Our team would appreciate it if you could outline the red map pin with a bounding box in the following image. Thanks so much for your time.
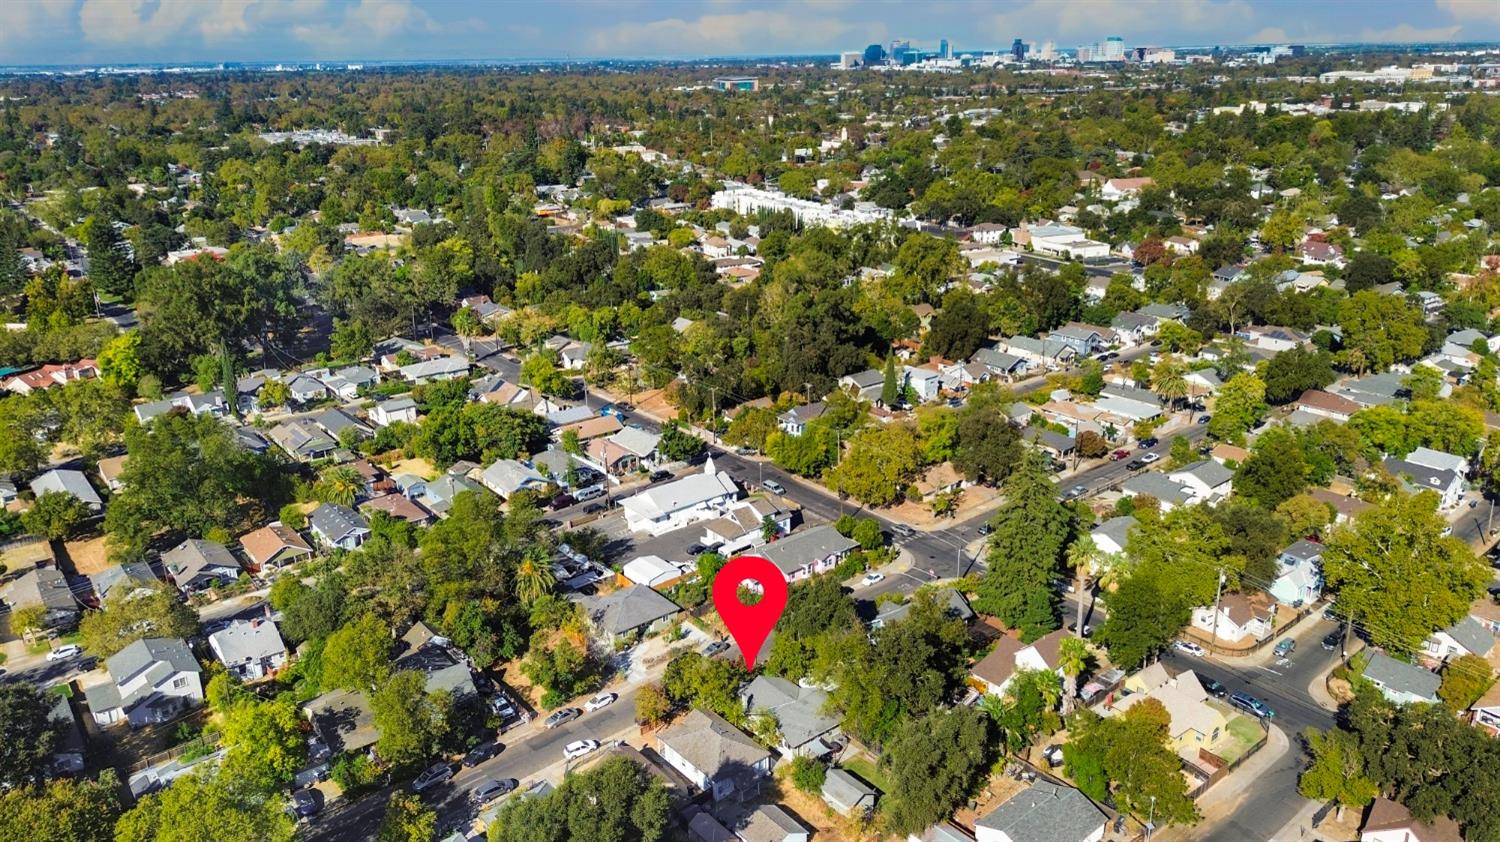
[711,554,788,669]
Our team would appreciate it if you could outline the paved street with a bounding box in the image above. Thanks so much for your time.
[1159,615,1342,842]
[301,688,641,842]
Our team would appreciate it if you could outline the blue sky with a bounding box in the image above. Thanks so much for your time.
[3,0,1499,65]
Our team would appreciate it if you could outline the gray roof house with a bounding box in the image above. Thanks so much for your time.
[1090,515,1136,556]
[579,585,681,643]
[30,468,103,510]
[83,637,204,728]
[822,767,879,817]
[1170,459,1234,502]
[286,374,327,404]
[975,780,1106,842]
[758,524,858,583]
[304,688,378,755]
[161,539,241,594]
[90,561,158,603]
[313,408,372,441]
[395,625,477,699]
[1,566,79,629]
[778,402,826,435]
[737,803,810,842]
[1425,616,1497,661]
[739,675,840,756]
[1363,652,1440,705]
[656,708,773,803]
[908,821,975,842]
[308,503,370,551]
[268,419,337,462]
[1121,471,1194,510]
[419,474,487,516]
[479,458,550,500]
[208,619,288,681]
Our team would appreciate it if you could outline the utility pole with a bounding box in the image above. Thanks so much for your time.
[1208,568,1226,652]
[1145,795,1157,842]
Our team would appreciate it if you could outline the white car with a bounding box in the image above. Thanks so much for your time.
[1173,640,1206,657]
[45,644,82,662]
[411,762,454,793]
[584,692,617,712]
[563,739,600,760]
[1139,452,1161,465]
[860,572,885,587]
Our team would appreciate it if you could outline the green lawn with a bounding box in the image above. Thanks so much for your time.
[1215,715,1266,764]
[840,756,891,794]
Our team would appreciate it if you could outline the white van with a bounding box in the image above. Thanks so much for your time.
[574,484,606,502]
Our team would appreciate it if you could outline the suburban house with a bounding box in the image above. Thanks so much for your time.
[872,589,975,630]
[286,374,328,404]
[1294,389,1361,423]
[778,402,827,436]
[974,780,1107,842]
[161,539,242,594]
[361,493,434,526]
[822,767,879,818]
[1101,176,1153,200]
[308,503,371,550]
[999,335,1076,369]
[656,708,773,802]
[1382,456,1463,510]
[839,370,886,403]
[903,365,942,403]
[418,474,487,517]
[739,675,841,757]
[133,389,227,423]
[1362,652,1440,705]
[621,460,739,536]
[1,566,80,630]
[1090,515,1135,556]
[1469,682,1500,736]
[620,555,692,589]
[1121,471,1194,511]
[2,359,98,395]
[1170,460,1234,503]
[313,408,371,442]
[908,821,979,842]
[557,414,623,443]
[1359,798,1464,842]
[480,459,550,500]
[97,454,128,491]
[969,629,1068,697]
[1405,446,1470,477]
[83,637,204,728]
[369,396,419,427]
[578,585,682,645]
[394,623,478,700]
[1190,592,1275,645]
[736,804,810,842]
[400,355,470,384]
[758,524,859,583]
[30,469,104,511]
[268,420,337,462]
[304,688,378,756]
[238,524,313,573]
[1423,616,1496,661]
[698,498,794,556]
[1270,539,1324,607]
[1047,324,1107,356]
[89,561,157,603]
[208,618,288,681]
[969,347,1031,381]
[1104,668,1230,757]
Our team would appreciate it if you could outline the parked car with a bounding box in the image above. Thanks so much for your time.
[1198,414,1212,424]
[290,789,324,819]
[1173,640,1207,657]
[649,469,672,483]
[549,493,576,510]
[703,640,731,657]
[891,524,916,538]
[582,504,605,515]
[1066,621,1093,637]
[584,692,617,712]
[1138,437,1159,449]
[761,479,787,495]
[1125,459,1146,470]
[977,523,994,536]
[470,778,517,805]
[1273,638,1296,657]
[1061,484,1088,500]
[46,644,81,662]
[463,740,504,767]
[1230,692,1275,719]
[1041,745,1066,767]
[1109,449,1131,461]
[861,572,886,586]
[412,762,454,793]
[1322,629,1343,651]
[1200,677,1228,698]
[685,543,710,556]
[563,739,600,760]
[544,708,581,729]
[1139,452,1161,465]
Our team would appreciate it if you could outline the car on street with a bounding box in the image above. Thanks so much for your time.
[582,504,605,515]
[649,469,672,483]
[412,762,455,793]
[1322,629,1343,650]
[46,644,82,662]
[1061,484,1088,500]
[1200,677,1228,698]
[1138,437,1159,449]
[544,708,581,729]
[861,572,885,586]
[891,524,916,538]
[761,479,787,495]
[563,739,600,760]
[977,523,993,536]
[584,692,617,712]
[470,778,517,805]
[1273,638,1296,657]
[1109,449,1131,461]
[1125,459,1146,470]
[290,789,324,819]
[1067,621,1093,637]
[1229,692,1275,719]
[463,740,504,767]
[549,493,575,510]
[1173,640,1206,657]
[1139,452,1161,465]
[703,640,731,657]
[1198,414,1212,424]
[686,543,710,556]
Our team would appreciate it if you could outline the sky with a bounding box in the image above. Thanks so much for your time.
[3,0,1500,66]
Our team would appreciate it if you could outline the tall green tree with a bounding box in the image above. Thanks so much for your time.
[322,613,394,692]
[80,582,199,658]
[0,684,61,789]
[0,771,123,842]
[1298,728,1379,820]
[975,452,1070,639]
[371,670,451,769]
[114,768,294,842]
[881,706,994,837]
[85,216,139,299]
[487,756,669,842]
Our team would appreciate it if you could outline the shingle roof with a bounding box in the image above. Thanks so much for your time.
[161,539,239,588]
[975,780,1105,842]
[106,637,200,687]
[822,767,878,811]
[657,708,770,781]
[757,524,858,576]
[209,619,286,666]
[1363,652,1440,701]
[740,675,839,749]
[309,503,369,542]
[1440,616,1496,658]
[239,525,313,567]
[30,469,103,508]
[582,585,681,634]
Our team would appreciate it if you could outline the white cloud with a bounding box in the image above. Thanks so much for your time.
[1244,27,1289,43]
[586,9,854,56]
[291,0,444,49]
[0,0,73,54]
[1358,22,1463,42]
[1437,0,1500,25]
[991,0,1252,42]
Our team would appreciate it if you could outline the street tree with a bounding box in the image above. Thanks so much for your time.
[975,452,1070,640]
[1298,728,1379,820]
[114,767,294,842]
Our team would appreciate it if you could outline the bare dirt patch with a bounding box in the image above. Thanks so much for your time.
[61,535,111,576]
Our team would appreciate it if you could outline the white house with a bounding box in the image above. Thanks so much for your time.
[1090,515,1135,557]
[1360,798,1465,842]
[1362,652,1440,706]
[208,619,288,681]
[480,459,550,500]
[1169,460,1233,504]
[698,498,794,556]
[30,469,104,511]
[161,539,242,594]
[758,524,859,583]
[969,629,1068,697]
[1383,456,1464,510]
[1422,617,1496,662]
[308,503,370,550]
[975,780,1106,842]
[1270,540,1324,607]
[621,458,739,536]
[83,638,203,728]
[656,708,773,802]
[903,366,943,403]
[370,397,419,427]
[1190,592,1274,645]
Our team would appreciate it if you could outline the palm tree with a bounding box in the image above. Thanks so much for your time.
[315,466,363,506]
[1057,637,1091,716]
[451,307,483,352]
[514,552,556,606]
[1065,534,1097,641]
[1151,354,1189,417]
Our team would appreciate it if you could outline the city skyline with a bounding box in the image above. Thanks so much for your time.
[4,0,1500,66]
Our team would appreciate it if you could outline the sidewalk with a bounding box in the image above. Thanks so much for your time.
[1156,723,1291,842]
